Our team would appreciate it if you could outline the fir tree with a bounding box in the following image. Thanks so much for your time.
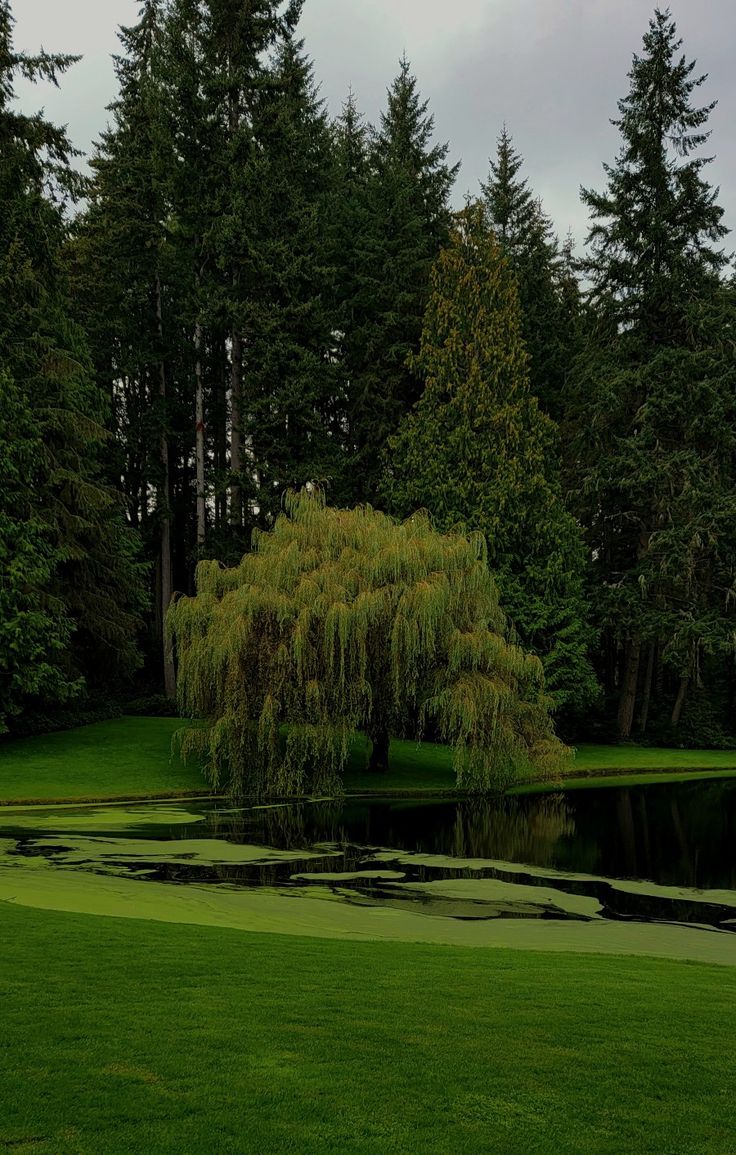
[482,128,578,420]
[383,206,597,711]
[233,36,342,526]
[0,371,79,730]
[0,1,146,712]
[327,90,378,504]
[336,59,457,504]
[201,0,302,534]
[70,0,179,693]
[570,8,733,737]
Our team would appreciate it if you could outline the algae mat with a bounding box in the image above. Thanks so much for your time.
[1,854,736,965]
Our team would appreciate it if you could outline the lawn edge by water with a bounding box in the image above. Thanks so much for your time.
[2,715,736,806]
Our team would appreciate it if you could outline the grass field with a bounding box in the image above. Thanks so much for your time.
[2,716,736,804]
[3,721,736,1152]
[1,902,735,1155]
[0,718,206,804]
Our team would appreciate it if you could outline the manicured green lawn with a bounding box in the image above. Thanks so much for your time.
[0,902,733,1154]
[3,717,736,804]
[0,717,206,804]
[344,736,736,793]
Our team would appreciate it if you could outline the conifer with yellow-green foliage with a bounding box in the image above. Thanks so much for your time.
[168,488,567,797]
[383,206,597,712]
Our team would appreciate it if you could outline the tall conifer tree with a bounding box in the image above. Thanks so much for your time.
[334,60,457,504]
[71,0,179,693]
[0,1,146,717]
[569,8,733,737]
[383,207,596,711]
[482,128,578,421]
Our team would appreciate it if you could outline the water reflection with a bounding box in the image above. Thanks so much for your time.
[186,778,736,892]
[3,777,736,936]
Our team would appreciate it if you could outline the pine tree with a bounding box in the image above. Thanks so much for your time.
[327,90,379,505]
[382,206,597,711]
[335,59,457,504]
[0,371,79,731]
[570,8,733,738]
[200,0,302,535]
[232,35,342,526]
[0,1,146,714]
[70,0,179,694]
[482,128,578,421]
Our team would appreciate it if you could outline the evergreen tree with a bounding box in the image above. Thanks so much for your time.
[200,0,302,536]
[0,371,79,731]
[0,1,146,715]
[327,90,378,504]
[482,128,578,420]
[569,8,733,738]
[233,35,342,526]
[335,59,457,504]
[70,0,180,693]
[382,207,597,711]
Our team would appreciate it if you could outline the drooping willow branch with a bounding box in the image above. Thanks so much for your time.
[168,488,568,796]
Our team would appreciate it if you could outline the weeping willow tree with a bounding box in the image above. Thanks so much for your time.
[168,488,568,796]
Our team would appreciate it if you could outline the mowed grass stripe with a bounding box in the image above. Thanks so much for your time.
[1,902,735,1154]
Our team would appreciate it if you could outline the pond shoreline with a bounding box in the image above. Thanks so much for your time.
[4,763,736,809]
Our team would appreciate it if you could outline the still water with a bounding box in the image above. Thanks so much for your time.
[2,777,736,938]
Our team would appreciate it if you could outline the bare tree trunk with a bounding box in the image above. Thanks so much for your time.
[637,642,656,735]
[617,636,641,740]
[214,336,227,532]
[155,273,176,699]
[229,328,243,528]
[671,675,690,727]
[194,318,206,547]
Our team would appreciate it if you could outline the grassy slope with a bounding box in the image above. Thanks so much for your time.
[2,717,736,804]
[0,903,733,1155]
[345,736,736,794]
[0,717,206,804]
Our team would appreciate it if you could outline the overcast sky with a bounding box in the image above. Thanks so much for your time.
[12,0,736,247]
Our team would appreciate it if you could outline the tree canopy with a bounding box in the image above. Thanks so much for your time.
[383,206,597,712]
[567,7,735,738]
[0,1,147,729]
[168,488,567,796]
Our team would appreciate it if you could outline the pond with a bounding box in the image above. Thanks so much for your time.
[2,776,736,963]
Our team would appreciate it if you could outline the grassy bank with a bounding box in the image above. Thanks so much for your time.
[0,717,206,804]
[1,902,734,1154]
[3,716,736,805]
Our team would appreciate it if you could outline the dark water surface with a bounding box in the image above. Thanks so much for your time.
[3,777,736,934]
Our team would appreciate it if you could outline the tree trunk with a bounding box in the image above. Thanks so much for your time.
[194,318,206,547]
[229,328,243,528]
[637,642,656,735]
[368,730,390,773]
[671,675,690,727]
[214,335,227,532]
[156,273,176,699]
[617,636,641,740]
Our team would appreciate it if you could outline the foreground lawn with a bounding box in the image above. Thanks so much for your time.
[3,717,736,804]
[1,903,734,1154]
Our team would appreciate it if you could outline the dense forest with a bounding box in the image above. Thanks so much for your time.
[3,0,736,748]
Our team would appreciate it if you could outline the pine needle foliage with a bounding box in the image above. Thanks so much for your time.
[168,488,567,797]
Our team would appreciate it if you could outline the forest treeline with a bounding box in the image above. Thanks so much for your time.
[3,1,736,747]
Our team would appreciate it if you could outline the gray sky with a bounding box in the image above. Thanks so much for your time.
[12,0,736,247]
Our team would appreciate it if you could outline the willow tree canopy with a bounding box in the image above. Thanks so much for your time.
[168,489,568,796]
